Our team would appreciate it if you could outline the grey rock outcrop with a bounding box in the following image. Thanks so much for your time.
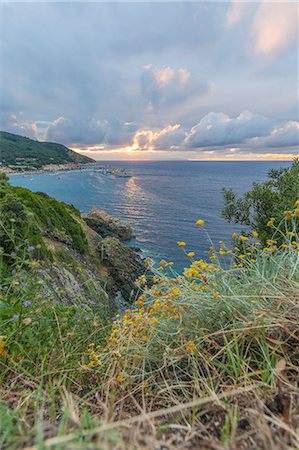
[100,237,150,303]
[83,208,133,241]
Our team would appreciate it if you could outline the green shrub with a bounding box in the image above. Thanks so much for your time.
[222,159,299,244]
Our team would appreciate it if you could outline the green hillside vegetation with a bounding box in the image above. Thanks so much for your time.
[0,131,95,169]
[0,174,87,277]
[0,170,298,449]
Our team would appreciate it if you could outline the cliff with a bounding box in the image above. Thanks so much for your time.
[0,173,150,312]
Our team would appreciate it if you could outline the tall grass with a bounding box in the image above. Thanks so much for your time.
[0,203,298,449]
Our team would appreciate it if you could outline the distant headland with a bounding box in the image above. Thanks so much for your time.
[0,131,94,172]
[0,131,130,177]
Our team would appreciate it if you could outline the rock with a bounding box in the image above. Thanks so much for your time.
[83,208,133,241]
[111,291,131,313]
[38,264,109,307]
[44,229,73,245]
[100,236,151,303]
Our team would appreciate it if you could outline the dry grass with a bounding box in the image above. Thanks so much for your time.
[1,214,299,449]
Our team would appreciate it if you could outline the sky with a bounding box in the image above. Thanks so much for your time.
[0,1,298,161]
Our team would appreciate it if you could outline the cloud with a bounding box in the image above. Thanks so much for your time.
[140,64,211,109]
[131,124,181,150]
[45,117,135,147]
[226,0,250,27]
[0,2,297,160]
[253,1,298,55]
[249,121,299,148]
[184,111,272,148]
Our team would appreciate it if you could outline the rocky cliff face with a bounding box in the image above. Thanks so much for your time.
[82,208,150,305]
[83,208,133,241]
[101,237,150,303]
[0,178,151,313]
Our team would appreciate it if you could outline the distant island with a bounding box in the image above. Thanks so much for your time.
[0,131,95,172]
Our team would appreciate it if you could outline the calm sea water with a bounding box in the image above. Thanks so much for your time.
[9,161,290,271]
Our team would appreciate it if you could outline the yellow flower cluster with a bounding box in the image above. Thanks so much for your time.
[85,203,298,374]
[267,217,276,227]
[0,336,7,356]
[186,341,196,354]
[134,274,147,287]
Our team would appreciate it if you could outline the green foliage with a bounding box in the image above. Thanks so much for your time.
[12,186,87,253]
[0,130,94,169]
[0,272,110,373]
[0,181,87,271]
[0,191,45,275]
[222,159,299,243]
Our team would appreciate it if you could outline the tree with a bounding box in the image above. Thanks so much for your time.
[222,159,299,244]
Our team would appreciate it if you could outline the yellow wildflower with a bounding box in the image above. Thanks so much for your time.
[116,374,125,383]
[196,219,205,227]
[252,231,259,238]
[159,259,168,267]
[87,361,95,369]
[239,235,249,241]
[172,287,181,296]
[187,252,195,257]
[267,218,275,226]
[232,233,238,240]
[287,231,295,237]
[177,241,186,247]
[213,292,220,299]
[0,341,6,356]
[134,274,146,286]
[144,258,153,268]
[186,341,196,354]
[283,210,293,219]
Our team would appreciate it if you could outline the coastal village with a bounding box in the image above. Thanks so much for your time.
[0,160,131,178]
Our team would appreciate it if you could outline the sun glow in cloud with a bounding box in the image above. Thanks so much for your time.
[131,124,181,150]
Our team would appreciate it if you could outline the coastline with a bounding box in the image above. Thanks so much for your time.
[5,162,131,178]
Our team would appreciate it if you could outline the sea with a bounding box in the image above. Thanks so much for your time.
[9,161,291,272]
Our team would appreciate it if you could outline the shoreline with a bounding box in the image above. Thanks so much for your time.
[5,163,131,178]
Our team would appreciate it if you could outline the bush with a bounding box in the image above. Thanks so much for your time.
[222,159,299,244]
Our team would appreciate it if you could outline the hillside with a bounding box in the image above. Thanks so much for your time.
[0,131,95,170]
[0,174,298,449]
